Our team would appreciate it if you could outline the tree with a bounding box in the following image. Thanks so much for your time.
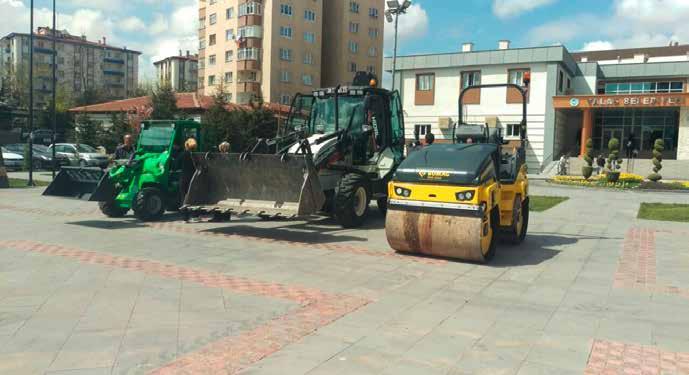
[133,80,155,98]
[582,139,594,179]
[648,139,665,182]
[74,87,107,107]
[150,84,178,120]
[0,148,8,188]
[201,89,233,150]
[73,112,102,147]
[98,112,132,153]
[606,138,622,182]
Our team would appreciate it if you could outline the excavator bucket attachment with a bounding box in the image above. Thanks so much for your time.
[184,153,326,218]
[42,167,105,200]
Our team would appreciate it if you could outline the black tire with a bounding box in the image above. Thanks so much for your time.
[133,187,166,222]
[333,173,370,228]
[483,209,499,262]
[98,201,128,218]
[505,196,529,245]
[377,197,388,215]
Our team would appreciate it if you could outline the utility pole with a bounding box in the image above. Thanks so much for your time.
[51,0,57,179]
[385,1,411,92]
[28,0,35,186]
[392,14,399,91]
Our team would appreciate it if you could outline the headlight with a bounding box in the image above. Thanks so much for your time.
[456,190,475,201]
[394,186,412,198]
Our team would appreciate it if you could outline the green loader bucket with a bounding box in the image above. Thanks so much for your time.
[42,167,105,200]
[184,153,326,218]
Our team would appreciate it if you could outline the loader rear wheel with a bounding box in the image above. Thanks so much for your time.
[334,174,370,228]
[134,187,166,222]
[98,201,128,218]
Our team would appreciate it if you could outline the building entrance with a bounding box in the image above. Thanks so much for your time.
[593,108,679,158]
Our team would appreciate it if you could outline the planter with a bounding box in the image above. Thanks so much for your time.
[582,166,593,180]
[607,172,620,183]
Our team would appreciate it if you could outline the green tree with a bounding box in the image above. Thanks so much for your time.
[133,80,155,98]
[73,112,102,147]
[606,138,622,182]
[98,112,132,153]
[0,149,8,188]
[150,84,178,120]
[648,139,665,182]
[582,138,594,179]
[201,89,232,150]
[74,87,107,107]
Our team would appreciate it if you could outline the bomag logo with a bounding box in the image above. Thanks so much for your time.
[418,170,450,180]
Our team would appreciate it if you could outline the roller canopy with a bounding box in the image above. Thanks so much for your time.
[394,144,498,185]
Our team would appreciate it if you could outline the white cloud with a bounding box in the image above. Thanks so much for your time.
[170,5,198,36]
[149,13,169,35]
[119,16,146,33]
[492,0,556,19]
[383,3,429,54]
[581,40,615,51]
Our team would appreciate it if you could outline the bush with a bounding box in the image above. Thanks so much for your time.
[582,139,594,179]
[648,139,664,182]
[606,138,621,182]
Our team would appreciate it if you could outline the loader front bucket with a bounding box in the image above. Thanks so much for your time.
[184,153,326,218]
[42,167,105,200]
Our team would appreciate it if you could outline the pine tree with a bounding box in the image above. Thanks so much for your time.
[201,89,232,150]
[150,84,178,120]
[73,112,102,147]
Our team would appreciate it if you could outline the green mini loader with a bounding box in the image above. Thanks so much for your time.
[44,120,201,221]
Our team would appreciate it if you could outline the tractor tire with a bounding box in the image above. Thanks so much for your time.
[98,201,128,218]
[133,187,166,222]
[505,196,529,245]
[377,197,388,215]
[333,173,370,228]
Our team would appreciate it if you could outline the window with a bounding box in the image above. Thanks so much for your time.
[280,71,291,82]
[199,38,206,49]
[280,4,293,16]
[239,26,262,38]
[415,124,431,136]
[226,7,234,19]
[208,75,216,86]
[349,62,357,72]
[280,94,291,105]
[302,74,313,86]
[279,48,292,61]
[210,0,216,4]
[303,52,313,65]
[208,54,216,66]
[237,48,260,60]
[368,8,378,18]
[224,72,233,83]
[209,34,216,46]
[368,47,377,57]
[349,41,358,53]
[461,71,480,88]
[509,69,530,86]
[225,50,234,62]
[226,29,235,41]
[505,124,520,139]
[567,78,572,91]
[350,2,359,13]
[304,32,315,44]
[603,81,684,94]
[367,65,375,74]
[209,13,217,25]
[349,22,359,33]
[280,26,293,39]
[239,2,262,16]
[417,74,434,91]
[558,71,564,93]
[368,28,379,39]
[304,10,316,21]
[199,16,205,28]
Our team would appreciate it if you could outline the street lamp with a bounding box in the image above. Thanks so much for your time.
[385,0,412,91]
[28,0,34,186]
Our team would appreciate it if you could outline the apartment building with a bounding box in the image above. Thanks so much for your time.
[385,41,689,171]
[198,0,384,105]
[322,0,384,87]
[154,52,199,92]
[0,28,140,106]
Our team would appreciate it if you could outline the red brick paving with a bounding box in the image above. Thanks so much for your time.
[585,339,689,375]
[615,228,689,298]
[0,240,370,374]
[0,203,99,217]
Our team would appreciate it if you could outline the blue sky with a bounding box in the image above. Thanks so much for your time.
[2,0,687,80]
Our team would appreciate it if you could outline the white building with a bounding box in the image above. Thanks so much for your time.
[154,52,199,92]
[386,41,689,171]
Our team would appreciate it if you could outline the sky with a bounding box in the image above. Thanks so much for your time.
[2,0,688,82]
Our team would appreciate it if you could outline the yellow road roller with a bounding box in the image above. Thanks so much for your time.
[385,82,530,262]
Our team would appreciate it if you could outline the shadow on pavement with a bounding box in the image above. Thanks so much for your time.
[491,233,581,267]
[66,213,184,230]
[202,224,369,244]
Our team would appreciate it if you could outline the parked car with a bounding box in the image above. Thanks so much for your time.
[4,143,72,170]
[28,129,56,146]
[1,146,24,171]
[48,143,109,168]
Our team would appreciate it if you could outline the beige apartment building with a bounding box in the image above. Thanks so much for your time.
[0,27,140,107]
[322,0,384,87]
[199,0,384,105]
[154,52,199,92]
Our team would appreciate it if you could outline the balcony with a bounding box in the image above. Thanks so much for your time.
[237,82,261,93]
[34,47,55,55]
[104,58,124,64]
[103,70,125,76]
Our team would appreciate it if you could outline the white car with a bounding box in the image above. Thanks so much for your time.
[1,147,24,170]
[49,143,109,168]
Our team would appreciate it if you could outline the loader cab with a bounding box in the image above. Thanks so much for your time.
[137,121,201,155]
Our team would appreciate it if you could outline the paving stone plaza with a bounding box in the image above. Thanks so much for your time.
[1,182,689,375]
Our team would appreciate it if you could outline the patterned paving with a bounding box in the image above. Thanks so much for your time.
[0,240,369,374]
[585,339,689,375]
[614,228,689,298]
